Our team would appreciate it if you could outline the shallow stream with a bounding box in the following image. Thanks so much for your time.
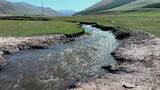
[0,25,118,90]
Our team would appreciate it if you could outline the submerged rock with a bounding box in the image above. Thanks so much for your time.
[0,52,7,70]
[0,59,7,70]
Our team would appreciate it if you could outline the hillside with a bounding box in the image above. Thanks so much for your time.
[76,0,160,15]
[59,10,77,16]
[0,0,59,16]
[76,0,135,15]
[107,0,160,11]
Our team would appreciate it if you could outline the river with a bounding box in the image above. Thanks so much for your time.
[0,25,118,90]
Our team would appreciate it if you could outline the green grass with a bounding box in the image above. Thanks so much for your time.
[0,9,160,38]
[120,9,160,17]
[63,11,160,37]
[97,9,160,17]
[0,20,83,37]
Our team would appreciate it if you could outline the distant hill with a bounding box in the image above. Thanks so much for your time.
[0,0,59,16]
[59,10,77,16]
[76,0,160,15]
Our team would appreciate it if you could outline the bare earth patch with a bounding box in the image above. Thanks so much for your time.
[72,31,160,90]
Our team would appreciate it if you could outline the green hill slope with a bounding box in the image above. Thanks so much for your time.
[76,0,135,15]
[76,0,160,15]
[109,0,160,11]
[0,0,59,16]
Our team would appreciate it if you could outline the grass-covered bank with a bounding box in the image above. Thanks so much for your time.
[0,20,83,37]
[59,11,160,37]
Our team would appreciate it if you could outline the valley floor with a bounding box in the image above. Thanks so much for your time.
[0,12,160,90]
[63,10,160,37]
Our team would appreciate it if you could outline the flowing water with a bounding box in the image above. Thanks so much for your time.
[0,25,118,90]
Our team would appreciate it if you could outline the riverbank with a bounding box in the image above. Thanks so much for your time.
[0,20,85,69]
[79,22,130,40]
[72,24,160,90]
[0,31,85,69]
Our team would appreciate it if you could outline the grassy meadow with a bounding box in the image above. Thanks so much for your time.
[0,10,160,37]
[0,20,83,37]
[61,10,160,37]
[71,0,160,37]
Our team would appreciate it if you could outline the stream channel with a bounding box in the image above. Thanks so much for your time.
[0,25,119,90]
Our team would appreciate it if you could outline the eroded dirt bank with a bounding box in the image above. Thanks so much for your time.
[72,27,160,89]
[0,32,84,69]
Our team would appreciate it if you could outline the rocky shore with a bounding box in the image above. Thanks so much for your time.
[0,31,85,69]
[72,29,160,89]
